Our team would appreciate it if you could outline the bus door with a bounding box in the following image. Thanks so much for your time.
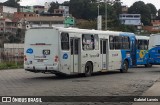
[100,39,109,70]
[70,38,80,73]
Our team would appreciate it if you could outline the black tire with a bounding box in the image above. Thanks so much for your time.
[84,62,93,77]
[145,63,152,68]
[120,60,128,73]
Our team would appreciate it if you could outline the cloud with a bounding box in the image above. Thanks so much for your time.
[19,0,68,6]
[121,0,160,10]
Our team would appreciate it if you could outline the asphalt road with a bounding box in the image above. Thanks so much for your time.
[0,65,160,105]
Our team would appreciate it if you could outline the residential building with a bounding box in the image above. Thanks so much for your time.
[121,6,128,14]
[151,20,160,27]
[33,5,44,14]
[97,0,114,3]
[59,6,69,17]
[13,12,38,20]
[143,20,160,33]
[0,18,17,34]
[53,6,69,17]
[44,2,51,13]
[13,12,38,29]
[18,16,65,29]
[0,6,17,18]
[20,6,34,13]
[119,14,142,26]
[54,9,64,15]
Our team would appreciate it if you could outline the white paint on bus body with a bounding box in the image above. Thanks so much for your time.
[24,27,134,75]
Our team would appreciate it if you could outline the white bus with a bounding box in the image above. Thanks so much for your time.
[24,27,136,76]
[148,34,160,65]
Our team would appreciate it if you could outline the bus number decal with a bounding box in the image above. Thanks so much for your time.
[43,50,50,55]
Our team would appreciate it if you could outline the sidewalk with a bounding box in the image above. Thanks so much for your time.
[132,79,160,105]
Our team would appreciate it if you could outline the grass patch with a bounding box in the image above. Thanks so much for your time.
[0,62,23,70]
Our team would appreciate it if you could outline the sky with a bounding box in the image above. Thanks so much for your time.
[0,0,69,5]
[0,0,160,10]
[121,0,160,10]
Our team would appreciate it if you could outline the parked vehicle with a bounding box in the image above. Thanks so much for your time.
[24,27,136,76]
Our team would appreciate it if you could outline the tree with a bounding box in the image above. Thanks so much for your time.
[48,1,59,13]
[82,1,97,20]
[157,9,160,19]
[70,0,90,19]
[3,0,20,8]
[128,1,151,25]
[61,1,70,6]
[111,1,122,26]
[146,3,157,19]
[146,3,157,15]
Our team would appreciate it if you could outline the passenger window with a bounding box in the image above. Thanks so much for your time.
[144,40,148,50]
[61,33,69,50]
[122,36,130,49]
[110,36,130,50]
[109,36,114,50]
[137,40,148,50]
[114,36,122,49]
[82,34,94,50]
[94,34,99,50]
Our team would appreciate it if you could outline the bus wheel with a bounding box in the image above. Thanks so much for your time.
[120,60,128,73]
[84,62,93,77]
[145,64,152,68]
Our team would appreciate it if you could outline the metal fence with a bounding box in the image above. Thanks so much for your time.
[0,48,24,64]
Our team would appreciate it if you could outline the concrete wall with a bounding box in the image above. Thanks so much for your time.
[4,43,24,49]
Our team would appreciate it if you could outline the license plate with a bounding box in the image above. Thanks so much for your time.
[37,59,44,62]
[43,50,50,55]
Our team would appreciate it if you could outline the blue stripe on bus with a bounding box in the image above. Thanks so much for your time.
[120,33,136,68]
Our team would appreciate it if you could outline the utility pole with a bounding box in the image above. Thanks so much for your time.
[98,4,100,16]
[105,0,107,30]
[97,3,102,30]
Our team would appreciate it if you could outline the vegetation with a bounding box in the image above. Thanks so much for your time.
[128,1,157,26]
[3,0,20,8]
[76,19,97,29]
[0,62,23,70]
[48,1,59,13]
[2,0,160,33]
[0,29,24,47]
[49,0,159,33]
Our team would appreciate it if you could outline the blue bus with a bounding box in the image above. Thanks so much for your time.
[135,36,152,67]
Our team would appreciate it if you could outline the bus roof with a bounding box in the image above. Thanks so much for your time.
[135,35,149,40]
[28,26,135,37]
[150,34,160,36]
[58,27,135,36]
